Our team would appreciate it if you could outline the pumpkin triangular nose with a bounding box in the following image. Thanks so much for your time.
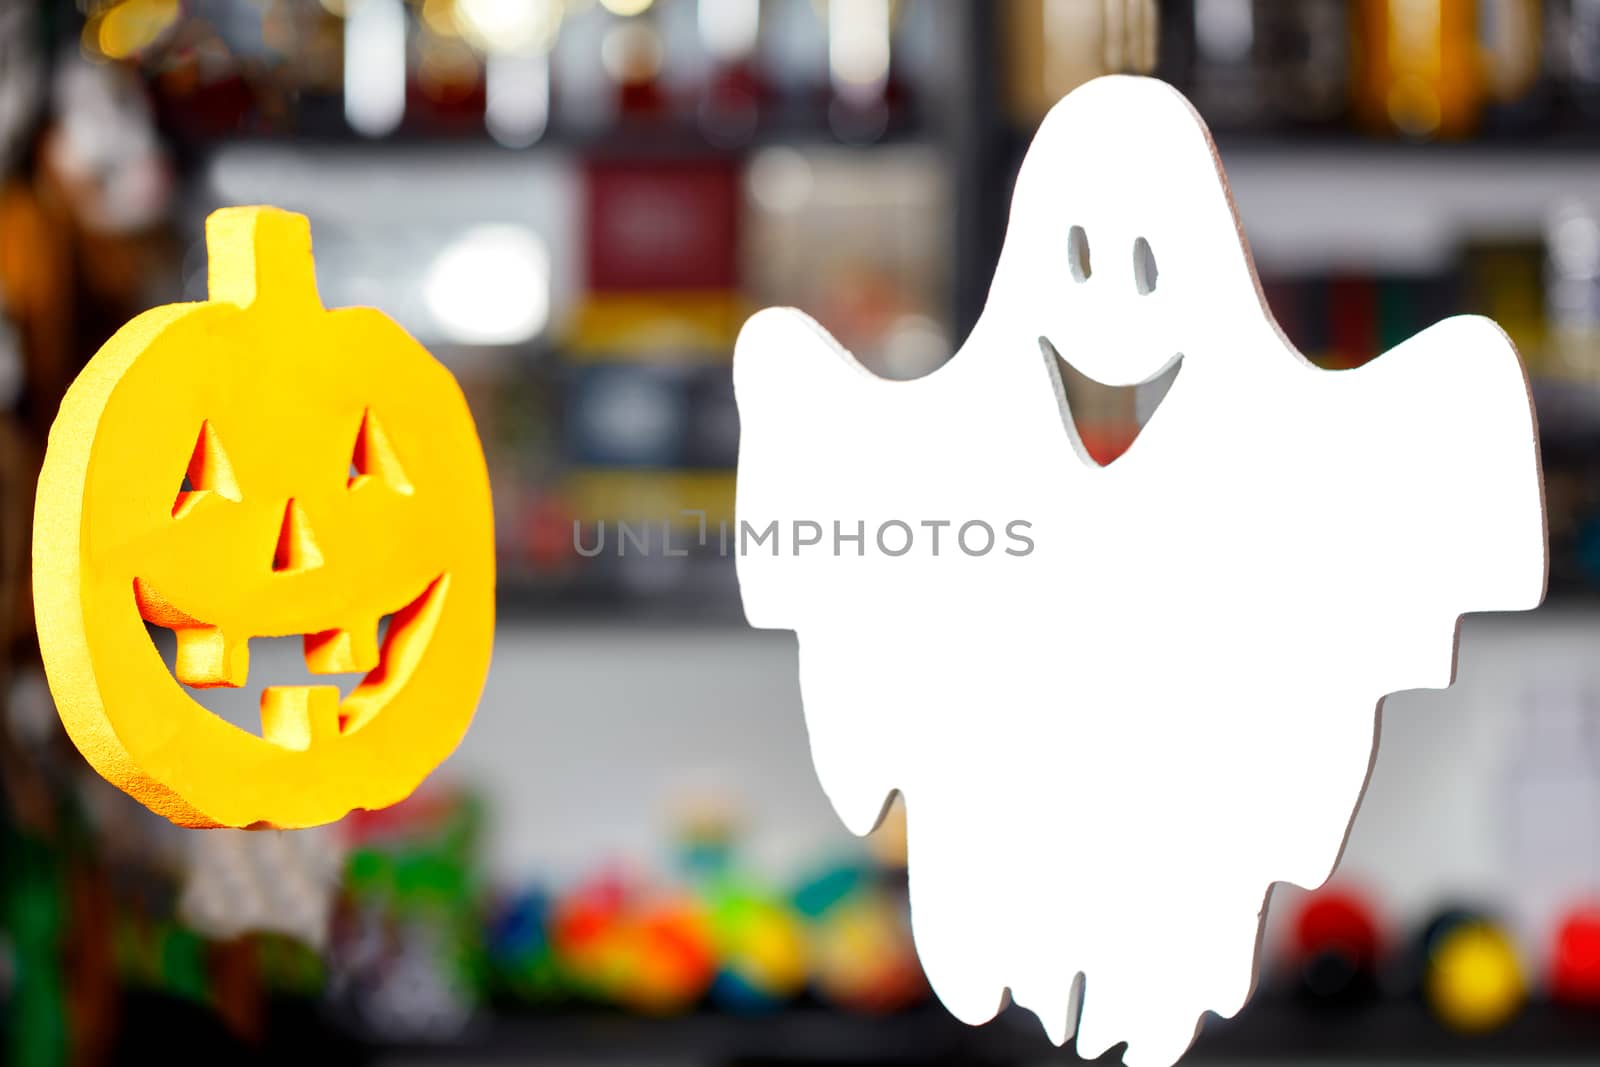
[273,499,325,573]
[172,420,242,517]
[348,408,413,494]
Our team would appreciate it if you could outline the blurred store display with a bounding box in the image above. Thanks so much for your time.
[10,2,1600,1065]
[20,0,1600,613]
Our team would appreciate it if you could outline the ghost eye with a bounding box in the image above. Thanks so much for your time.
[1133,236,1158,295]
[1068,225,1092,283]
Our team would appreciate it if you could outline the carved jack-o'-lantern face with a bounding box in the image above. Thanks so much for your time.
[34,206,495,829]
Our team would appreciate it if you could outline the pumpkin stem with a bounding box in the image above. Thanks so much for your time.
[205,206,323,311]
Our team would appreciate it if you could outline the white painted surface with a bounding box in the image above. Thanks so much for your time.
[730,77,1546,1066]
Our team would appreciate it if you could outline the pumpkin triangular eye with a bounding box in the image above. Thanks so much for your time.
[273,499,324,573]
[348,408,413,494]
[173,420,242,517]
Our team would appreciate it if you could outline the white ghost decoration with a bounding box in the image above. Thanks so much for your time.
[732,76,1547,1067]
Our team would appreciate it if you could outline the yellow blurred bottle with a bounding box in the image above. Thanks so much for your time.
[1002,0,1158,123]
[1353,0,1485,138]
[1480,0,1544,108]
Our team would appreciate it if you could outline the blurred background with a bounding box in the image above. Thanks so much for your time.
[5,0,1600,1063]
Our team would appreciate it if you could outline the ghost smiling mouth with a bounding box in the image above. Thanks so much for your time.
[133,572,448,749]
[1040,336,1184,467]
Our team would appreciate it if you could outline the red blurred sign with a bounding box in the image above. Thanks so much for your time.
[585,160,739,292]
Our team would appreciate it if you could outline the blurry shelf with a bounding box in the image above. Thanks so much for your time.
[1216,143,1600,274]
[100,991,1600,1065]
[1193,996,1600,1062]
[169,110,942,162]
[378,998,1600,1064]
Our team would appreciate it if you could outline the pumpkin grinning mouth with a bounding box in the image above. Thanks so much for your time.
[134,573,449,749]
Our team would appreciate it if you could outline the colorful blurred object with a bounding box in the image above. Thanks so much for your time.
[481,819,927,1020]
[547,872,629,1001]
[810,887,926,1015]
[89,0,181,61]
[1289,887,1383,1007]
[1352,0,1485,139]
[625,898,718,1014]
[705,880,808,1011]
[485,889,562,1004]
[1550,903,1600,1006]
[1423,919,1526,1033]
[549,873,716,1014]
[326,791,485,1043]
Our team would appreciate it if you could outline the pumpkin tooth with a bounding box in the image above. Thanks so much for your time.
[260,686,341,750]
[303,623,380,674]
[174,627,249,688]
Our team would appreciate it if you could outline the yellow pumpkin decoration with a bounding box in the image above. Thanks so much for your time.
[33,206,495,829]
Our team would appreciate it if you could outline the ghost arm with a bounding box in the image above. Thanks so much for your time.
[1337,314,1546,692]
[731,307,877,631]
[732,308,915,837]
